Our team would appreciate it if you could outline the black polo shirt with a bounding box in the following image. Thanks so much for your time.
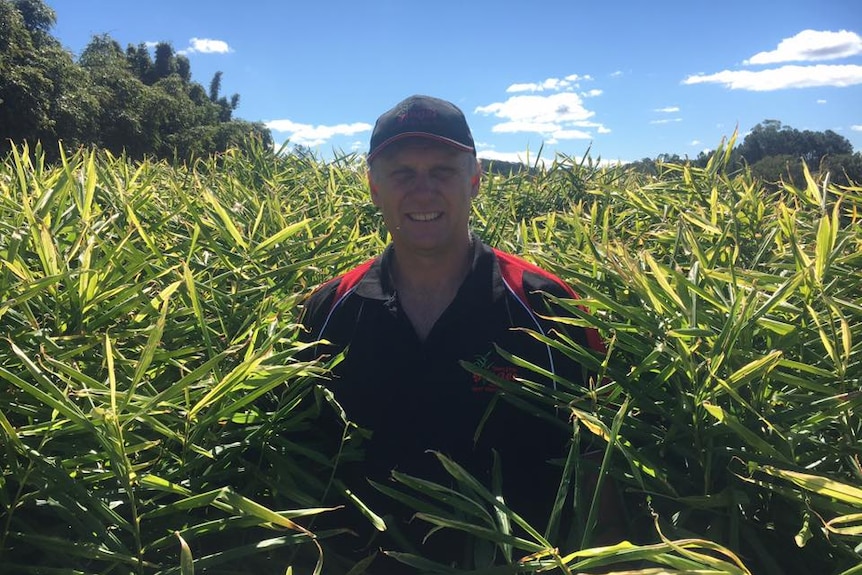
[300,236,603,524]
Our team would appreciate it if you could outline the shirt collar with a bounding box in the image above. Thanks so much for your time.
[352,232,504,304]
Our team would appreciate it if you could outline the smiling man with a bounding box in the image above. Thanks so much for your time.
[299,95,608,567]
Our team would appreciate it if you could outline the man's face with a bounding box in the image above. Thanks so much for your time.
[368,141,479,258]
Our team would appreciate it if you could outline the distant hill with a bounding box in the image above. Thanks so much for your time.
[480,157,534,176]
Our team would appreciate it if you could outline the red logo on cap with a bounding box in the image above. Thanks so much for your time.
[397,108,438,125]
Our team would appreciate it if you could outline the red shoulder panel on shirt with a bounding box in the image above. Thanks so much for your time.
[332,258,376,308]
[493,249,577,301]
[492,249,605,353]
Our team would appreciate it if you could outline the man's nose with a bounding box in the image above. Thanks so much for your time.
[410,172,435,194]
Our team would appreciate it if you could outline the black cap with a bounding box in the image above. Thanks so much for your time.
[367,95,476,163]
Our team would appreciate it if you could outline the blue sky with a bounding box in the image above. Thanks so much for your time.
[50,0,862,164]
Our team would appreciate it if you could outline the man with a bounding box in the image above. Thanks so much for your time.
[299,95,607,567]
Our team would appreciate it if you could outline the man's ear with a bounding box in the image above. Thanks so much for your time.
[367,171,380,206]
[470,160,481,197]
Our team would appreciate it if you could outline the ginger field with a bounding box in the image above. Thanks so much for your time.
[0,140,860,574]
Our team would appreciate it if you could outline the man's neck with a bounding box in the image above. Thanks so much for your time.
[390,236,474,340]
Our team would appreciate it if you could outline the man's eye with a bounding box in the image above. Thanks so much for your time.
[431,168,455,179]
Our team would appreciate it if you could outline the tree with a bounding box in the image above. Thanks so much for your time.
[1,1,272,161]
[693,149,714,168]
[40,46,99,150]
[820,152,862,187]
[736,120,786,165]
[79,33,125,69]
[153,42,176,80]
[737,120,853,167]
[1,0,95,157]
[734,121,856,187]
[0,0,50,145]
[125,43,153,84]
[803,129,853,164]
[166,121,273,161]
[750,155,804,187]
[656,153,685,164]
[148,75,196,143]
[209,70,222,102]
[11,0,53,36]
[208,71,239,122]
[175,54,191,83]
[79,35,157,156]
[626,157,658,177]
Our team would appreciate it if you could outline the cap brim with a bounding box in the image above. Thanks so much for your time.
[367,132,475,163]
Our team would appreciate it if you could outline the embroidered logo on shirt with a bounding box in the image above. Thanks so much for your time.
[470,352,519,393]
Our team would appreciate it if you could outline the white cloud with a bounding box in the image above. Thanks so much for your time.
[478,149,619,168]
[744,30,862,65]
[686,31,862,93]
[507,78,567,93]
[506,73,594,93]
[683,64,862,91]
[265,120,372,147]
[181,37,233,55]
[691,140,701,146]
[650,118,683,125]
[582,89,603,97]
[655,106,680,113]
[491,121,564,134]
[610,70,623,78]
[476,150,553,167]
[477,93,595,123]
[817,99,827,104]
[475,92,607,141]
[851,125,862,132]
[478,150,548,167]
[549,129,594,140]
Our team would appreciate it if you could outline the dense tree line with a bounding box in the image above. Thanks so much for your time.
[735,120,861,187]
[629,120,862,187]
[484,121,862,188]
[0,0,271,161]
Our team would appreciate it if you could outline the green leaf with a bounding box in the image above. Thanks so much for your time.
[251,219,310,255]
[703,402,786,461]
[814,213,834,282]
[203,189,248,250]
[758,466,862,505]
[826,513,862,536]
[0,345,91,429]
[725,350,783,389]
[176,531,195,575]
